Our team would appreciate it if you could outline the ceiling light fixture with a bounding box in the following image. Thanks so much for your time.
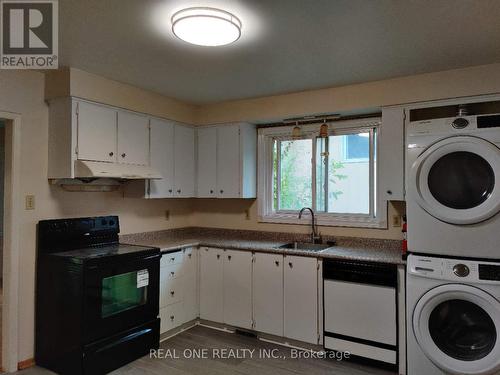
[171,7,242,47]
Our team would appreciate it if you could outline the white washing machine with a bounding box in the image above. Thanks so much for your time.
[406,114,500,258]
[407,254,500,375]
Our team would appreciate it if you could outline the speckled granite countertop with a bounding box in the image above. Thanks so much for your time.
[121,227,405,265]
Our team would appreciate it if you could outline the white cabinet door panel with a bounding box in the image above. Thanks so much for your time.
[199,247,224,323]
[197,127,217,198]
[284,255,318,344]
[217,125,240,198]
[223,250,253,329]
[174,125,195,197]
[77,101,117,162]
[380,107,405,200]
[183,247,199,323]
[149,119,175,198]
[253,253,284,336]
[117,111,149,166]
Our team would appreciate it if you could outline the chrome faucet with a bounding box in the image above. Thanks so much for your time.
[298,207,321,244]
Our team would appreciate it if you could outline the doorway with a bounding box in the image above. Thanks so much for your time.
[0,113,21,373]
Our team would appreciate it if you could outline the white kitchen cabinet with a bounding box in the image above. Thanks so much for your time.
[148,118,175,198]
[283,255,319,344]
[223,250,253,329]
[195,123,257,199]
[197,127,217,198]
[77,100,117,163]
[117,111,149,166]
[199,247,224,323]
[380,106,405,201]
[174,124,195,197]
[253,253,284,336]
[216,125,241,198]
[182,247,199,323]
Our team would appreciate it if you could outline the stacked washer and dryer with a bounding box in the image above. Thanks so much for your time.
[405,108,500,375]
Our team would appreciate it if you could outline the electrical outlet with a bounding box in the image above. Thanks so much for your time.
[25,195,35,210]
[245,209,250,220]
[392,215,401,227]
[165,210,170,221]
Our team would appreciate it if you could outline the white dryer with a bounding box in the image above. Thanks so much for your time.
[406,114,500,258]
[407,254,500,375]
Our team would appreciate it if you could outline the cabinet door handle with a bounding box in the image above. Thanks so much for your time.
[170,291,175,296]
[217,254,220,260]
[275,260,280,266]
[170,315,174,321]
[177,189,181,193]
[210,190,214,194]
[188,253,192,258]
[121,153,126,158]
[220,190,224,194]
[228,255,232,261]
[387,190,393,195]
[170,271,175,276]
[289,262,293,268]
[109,152,114,157]
[170,257,175,262]
[168,189,173,193]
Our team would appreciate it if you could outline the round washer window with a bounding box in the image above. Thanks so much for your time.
[429,299,497,361]
[428,151,495,209]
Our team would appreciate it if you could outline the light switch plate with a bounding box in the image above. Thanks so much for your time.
[25,195,35,210]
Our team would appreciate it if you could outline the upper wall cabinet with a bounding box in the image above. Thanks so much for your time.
[117,111,149,166]
[77,101,117,163]
[196,123,257,199]
[379,106,405,201]
[126,118,196,198]
[48,97,152,179]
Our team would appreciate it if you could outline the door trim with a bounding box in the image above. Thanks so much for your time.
[0,111,22,372]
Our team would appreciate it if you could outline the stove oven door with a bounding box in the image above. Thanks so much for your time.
[83,253,160,343]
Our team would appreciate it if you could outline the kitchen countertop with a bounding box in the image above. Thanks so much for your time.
[121,227,405,265]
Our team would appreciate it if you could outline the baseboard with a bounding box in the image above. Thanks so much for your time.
[18,358,35,370]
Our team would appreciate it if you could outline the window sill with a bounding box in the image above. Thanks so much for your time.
[258,213,388,229]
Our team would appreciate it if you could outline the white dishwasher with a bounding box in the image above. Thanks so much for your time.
[323,259,398,368]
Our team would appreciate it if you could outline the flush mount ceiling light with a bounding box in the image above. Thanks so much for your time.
[171,7,242,46]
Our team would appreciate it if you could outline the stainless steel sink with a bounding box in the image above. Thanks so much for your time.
[277,242,331,252]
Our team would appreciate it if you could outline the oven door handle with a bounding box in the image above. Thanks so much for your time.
[86,253,161,269]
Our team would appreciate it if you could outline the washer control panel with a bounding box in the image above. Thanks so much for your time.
[408,254,500,284]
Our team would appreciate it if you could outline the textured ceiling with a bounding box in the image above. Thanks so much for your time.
[59,0,500,104]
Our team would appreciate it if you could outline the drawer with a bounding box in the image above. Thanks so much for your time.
[161,263,183,280]
[159,302,184,333]
[161,251,184,267]
[164,277,183,305]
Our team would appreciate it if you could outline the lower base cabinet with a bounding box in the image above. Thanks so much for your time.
[199,247,224,322]
[223,250,253,329]
[284,255,319,344]
[159,248,198,334]
[253,253,284,336]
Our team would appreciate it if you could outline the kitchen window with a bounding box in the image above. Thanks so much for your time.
[259,118,384,227]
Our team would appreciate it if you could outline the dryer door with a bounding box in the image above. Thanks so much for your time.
[409,136,500,224]
[413,284,500,375]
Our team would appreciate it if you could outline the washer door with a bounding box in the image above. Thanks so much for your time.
[413,284,500,375]
[410,136,499,224]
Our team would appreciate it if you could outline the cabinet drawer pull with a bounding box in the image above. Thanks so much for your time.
[289,262,293,268]
[109,152,114,157]
[121,153,126,158]
[170,315,174,321]
[228,255,232,261]
[387,190,393,195]
[170,257,175,262]
[188,253,192,258]
[210,190,214,194]
[170,291,175,296]
[177,189,181,193]
[220,189,224,194]
[217,254,220,260]
[168,189,173,193]
[170,271,175,276]
[275,260,280,266]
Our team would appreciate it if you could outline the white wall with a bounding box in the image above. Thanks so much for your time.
[0,70,194,362]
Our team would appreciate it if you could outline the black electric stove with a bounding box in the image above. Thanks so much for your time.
[36,216,160,375]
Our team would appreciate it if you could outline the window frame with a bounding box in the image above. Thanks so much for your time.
[258,118,387,228]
